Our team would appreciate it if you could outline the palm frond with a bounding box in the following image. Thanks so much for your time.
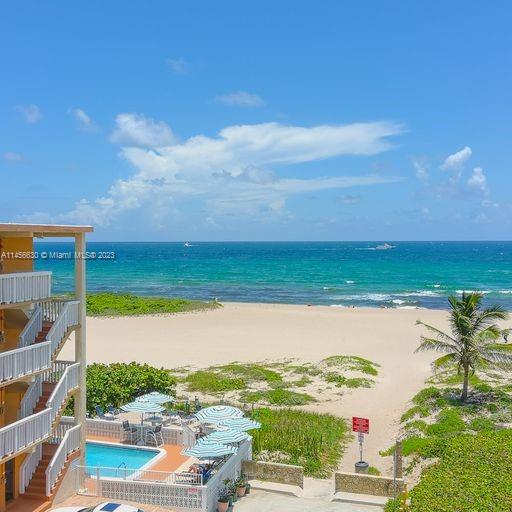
[416,321,457,345]
[415,337,460,354]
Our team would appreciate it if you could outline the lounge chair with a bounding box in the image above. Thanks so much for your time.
[95,405,106,419]
[122,420,139,444]
[145,424,164,446]
[107,405,119,419]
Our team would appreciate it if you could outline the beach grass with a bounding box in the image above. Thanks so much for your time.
[241,388,316,406]
[251,407,349,477]
[183,371,246,393]
[86,292,219,316]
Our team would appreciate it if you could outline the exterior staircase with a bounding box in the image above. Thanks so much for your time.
[33,383,57,414]
[22,444,57,500]
[35,321,53,344]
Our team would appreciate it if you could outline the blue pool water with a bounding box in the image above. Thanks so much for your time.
[86,442,159,477]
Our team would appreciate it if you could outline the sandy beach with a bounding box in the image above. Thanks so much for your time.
[62,303,449,473]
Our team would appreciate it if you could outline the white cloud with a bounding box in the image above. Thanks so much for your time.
[3,152,24,164]
[440,146,472,171]
[216,91,265,107]
[17,104,42,124]
[69,108,97,131]
[31,118,403,226]
[413,158,428,181]
[167,58,188,74]
[467,167,489,195]
[110,113,177,147]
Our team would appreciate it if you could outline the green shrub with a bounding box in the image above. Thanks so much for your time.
[410,431,512,511]
[219,363,282,384]
[86,293,218,316]
[412,387,442,406]
[184,371,246,393]
[401,405,430,422]
[241,389,315,406]
[324,373,373,388]
[426,409,466,436]
[251,408,348,478]
[85,362,176,416]
[322,355,380,376]
[469,417,495,432]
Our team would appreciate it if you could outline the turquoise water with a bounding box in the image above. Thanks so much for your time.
[86,442,159,477]
[35,241,512,309]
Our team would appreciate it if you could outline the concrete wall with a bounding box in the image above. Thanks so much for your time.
[335,471,405,498]
[242,460,304,489]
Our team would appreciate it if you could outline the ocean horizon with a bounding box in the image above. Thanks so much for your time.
[33,241,512,310]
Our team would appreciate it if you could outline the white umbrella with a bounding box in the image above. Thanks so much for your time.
[182,440,237,458]
[139,391,175,404]
[121,398,165,424]
[202,428,250,444]
[194,405,244,423]
[218,417,261,431]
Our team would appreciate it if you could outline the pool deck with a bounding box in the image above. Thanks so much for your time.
[87,434,193,473]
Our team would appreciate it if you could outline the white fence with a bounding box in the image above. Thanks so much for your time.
[0,271,52,304]
[46,424,81,496]
[0,409,52,461]
[0,341,52,384]
[19,305,42,347]
[19,376,43,419]
[19,443,42,494]
[75,439,252,511]
[47,363,80,424]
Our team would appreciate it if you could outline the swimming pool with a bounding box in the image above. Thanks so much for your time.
[86,441,163,478]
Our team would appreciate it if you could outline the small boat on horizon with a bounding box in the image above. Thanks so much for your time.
[184,241,192,247]
[375,243,395,250]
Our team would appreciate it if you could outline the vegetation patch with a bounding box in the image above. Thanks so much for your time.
[409,430,512,511]
[241,389,315,406]
[183,371,246,393]
[324,373,373,388]
[322,355,380,376]
[86,293,219,316]
[218,363,283,384]
[251,408,349,478]
[83,362,176,416]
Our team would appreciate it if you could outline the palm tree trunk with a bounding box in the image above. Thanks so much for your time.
[461,364,469,401]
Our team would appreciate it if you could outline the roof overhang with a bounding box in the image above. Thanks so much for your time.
[0,223,94,238]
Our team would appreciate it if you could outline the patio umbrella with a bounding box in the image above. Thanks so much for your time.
[139,391,175,404]
[182,440,237,458]
[218,417,261,431]
[194,405,244,423]
[121,398,165,424]
[202,428,250,444]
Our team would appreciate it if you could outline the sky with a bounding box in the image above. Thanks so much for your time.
[1,1,511,241]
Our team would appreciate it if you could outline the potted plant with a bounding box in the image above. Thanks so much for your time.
[217,486,230,512]
[236,474,247,497]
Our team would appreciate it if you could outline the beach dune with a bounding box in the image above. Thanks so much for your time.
[61,302,447,472]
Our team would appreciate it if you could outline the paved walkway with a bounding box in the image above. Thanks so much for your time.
[235,490,382,512]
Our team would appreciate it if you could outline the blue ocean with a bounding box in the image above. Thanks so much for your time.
[34,241,512,310]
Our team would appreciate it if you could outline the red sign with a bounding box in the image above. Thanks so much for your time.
[352,417,369,434]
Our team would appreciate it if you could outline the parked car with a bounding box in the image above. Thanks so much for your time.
[51,502,144,512]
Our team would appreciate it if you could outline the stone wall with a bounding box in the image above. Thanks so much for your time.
[242,460,304,489]
[335,471,405,498]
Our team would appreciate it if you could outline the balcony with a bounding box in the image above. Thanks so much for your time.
[0,271,52,305]
[0,300,79,386]
[0,362,80,462]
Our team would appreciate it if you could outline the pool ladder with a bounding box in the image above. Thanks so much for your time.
[115,462,127,478]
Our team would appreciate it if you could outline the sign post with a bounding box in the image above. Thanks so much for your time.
[352,417,370,473]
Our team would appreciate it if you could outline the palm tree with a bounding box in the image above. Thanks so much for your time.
[416,292,511,401]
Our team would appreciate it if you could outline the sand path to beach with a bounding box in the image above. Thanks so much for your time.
[62,303,448,473]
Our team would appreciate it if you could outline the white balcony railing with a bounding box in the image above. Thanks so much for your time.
[19,443,42,494]
[19,305,43,348]
[0,299,80,386]
[47,301,80,354]
[19,376,43,419]
[46,424,81,496]
[0,342,52,384]
[0,271,52,304]
[47,363,80,424]
[0,409,52,461]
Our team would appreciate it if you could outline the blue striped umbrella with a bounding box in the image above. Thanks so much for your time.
[194,405,244,423]
[182,440,237,458]
[121,398,165,424]
[139,391,175,404]
[202,428,250,444]
[218,417,261,431]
